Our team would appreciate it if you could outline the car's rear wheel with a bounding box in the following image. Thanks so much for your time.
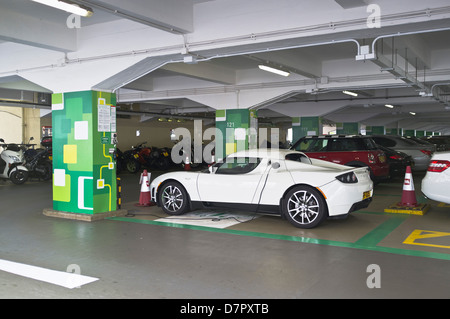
[159,181,189,215]
[282,185,327,228]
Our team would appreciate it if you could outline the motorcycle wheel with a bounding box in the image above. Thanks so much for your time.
[126,159,140,173]
[10,170,29,185]
[40,162,52,181]
[156,158,170,171]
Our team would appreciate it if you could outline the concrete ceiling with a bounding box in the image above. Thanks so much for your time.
[1,0,450,133]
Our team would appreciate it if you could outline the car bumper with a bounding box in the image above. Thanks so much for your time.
[320,179,373,217]
[412,155,431,171]
[421,171,450,204]
[370,163,390,180]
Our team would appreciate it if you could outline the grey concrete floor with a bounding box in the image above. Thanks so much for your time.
[0,171,449,300]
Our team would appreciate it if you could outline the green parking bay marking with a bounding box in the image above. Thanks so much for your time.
[354,215,408,247]
[109,215,450,261]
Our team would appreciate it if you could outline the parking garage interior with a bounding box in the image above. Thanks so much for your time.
[1,0,450,302]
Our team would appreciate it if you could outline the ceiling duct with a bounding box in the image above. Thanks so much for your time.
[0,88,51,108]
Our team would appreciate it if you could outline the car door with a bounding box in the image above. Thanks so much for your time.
[197,157,265,204]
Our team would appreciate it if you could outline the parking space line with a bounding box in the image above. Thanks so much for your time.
[403,229,450,249]
[109,216,450,261]
[354,215,408,248]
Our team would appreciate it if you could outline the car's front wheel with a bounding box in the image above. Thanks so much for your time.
[282,185,327,228]
[159,181,189,215]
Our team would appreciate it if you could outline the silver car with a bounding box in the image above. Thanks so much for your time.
[371,135,435,171]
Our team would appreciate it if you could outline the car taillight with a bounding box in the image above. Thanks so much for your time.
[336,172,358,183]
[389,155,403,160]
[428,160,450,172]
[421,149,432,157]
[368,153,376,164]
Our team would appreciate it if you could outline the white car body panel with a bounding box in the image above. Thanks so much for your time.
[150,149,373,219]
[197,160,268,204]
[422,152,450,204]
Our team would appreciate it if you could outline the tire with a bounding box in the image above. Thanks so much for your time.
[10,170,29,185]
[282,185,327,228]
[156,158,169,171]
[159,181,189,215]
[126,159,140,173]
[39,162,52,181]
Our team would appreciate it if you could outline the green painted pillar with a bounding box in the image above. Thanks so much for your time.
[292,117,322,142]
[366,126,385,135]
[51,91,117,216]
[403,129,415,136]
[416,130,425,137]
[336,122,360,135]
[215,109,258,159]
[387,128,402,135]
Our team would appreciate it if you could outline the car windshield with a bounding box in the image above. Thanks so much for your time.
[215,157,261,174]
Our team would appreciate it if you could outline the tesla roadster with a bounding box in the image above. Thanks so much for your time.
[150,149,373,228]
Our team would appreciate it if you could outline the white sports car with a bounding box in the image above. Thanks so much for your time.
[150,149,373,228]
[422,152,450,204]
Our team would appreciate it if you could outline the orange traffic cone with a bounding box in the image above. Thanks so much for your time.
[137,169,151,206]
[384,165,429,215]
[399,166,418,207]
[184,155,191,171]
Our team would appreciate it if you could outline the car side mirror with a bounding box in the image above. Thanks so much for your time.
[271,162,280,169]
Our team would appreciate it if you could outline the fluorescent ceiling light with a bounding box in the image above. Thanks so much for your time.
[258,65,290,77]
[31,0,93,17]
[342,90,358,97]
[385,104,394,108]
[409,112,416,115]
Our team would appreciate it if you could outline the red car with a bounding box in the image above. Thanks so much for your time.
[291,135,390,183]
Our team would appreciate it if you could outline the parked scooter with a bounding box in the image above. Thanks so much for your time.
[0,138,29,184]
[23,137,52,181]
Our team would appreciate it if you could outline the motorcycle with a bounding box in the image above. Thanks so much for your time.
[40,135,53,160]
[122,142,172,173]
[23,137,52,181]
[122,142,146,173]
[147,146,171,171]
[0,138,29,184]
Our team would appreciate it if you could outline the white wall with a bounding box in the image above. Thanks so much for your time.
[0,106,22,143]
[116,116,216,150]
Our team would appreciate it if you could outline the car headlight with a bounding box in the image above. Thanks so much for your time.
[336,172,358,183]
